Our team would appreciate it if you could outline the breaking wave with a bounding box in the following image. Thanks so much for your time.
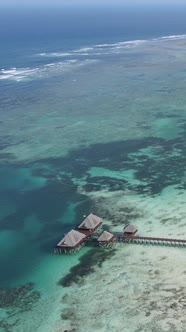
[37,39,147,58]
[1,34,186,83]
[35,34,186,60]
[0,59,98,82]
[157,34,186,40]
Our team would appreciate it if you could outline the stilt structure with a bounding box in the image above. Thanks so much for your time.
[54,216,186,254]
[123,224,138,237]
[97,231,115,248]
[54,229,86,254]
[77,213,102,233]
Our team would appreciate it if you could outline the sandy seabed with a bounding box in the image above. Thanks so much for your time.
[0,36,186,332]
[58,187,186,332]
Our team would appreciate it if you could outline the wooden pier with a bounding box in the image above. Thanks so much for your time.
[118,235,186,247]
[54,214,186,254]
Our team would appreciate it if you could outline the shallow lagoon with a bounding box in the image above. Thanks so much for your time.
[0,35,186,331]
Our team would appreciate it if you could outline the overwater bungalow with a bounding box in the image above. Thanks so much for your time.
[54,219,186,254]
[97,231,115,248]
[55,229,86,253]
[123,224,138,236]
[77,213,102,232]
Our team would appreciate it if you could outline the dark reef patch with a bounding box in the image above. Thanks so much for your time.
[85,176,127,191]
[33,135,185,196]
[36,138,158,178]
[0,133,185,289]
[0,282,41,332]
[58,249,116,287]
[0,282,40,310]
[92,200,144,227]
[0,152,16,165]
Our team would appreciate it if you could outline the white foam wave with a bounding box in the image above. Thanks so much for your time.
[0,67,40,81]
[95,39,147,48]
[1,68,17,74]
[0,74,13,80]
[35,34,186,60]
[38,51,95,57]
[38,52,74,57]
[0,59,99,82]
[74,47,94,53]
[157,34,186,41]
[96,43,111,48]
[36,39,148,59]
[2,34,186,83]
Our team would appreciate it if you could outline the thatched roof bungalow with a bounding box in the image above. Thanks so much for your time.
[98,231,114,242]
[57,229,86,251]
[123,224,138,236]
[98,231,115,248]
[78,213,102,232]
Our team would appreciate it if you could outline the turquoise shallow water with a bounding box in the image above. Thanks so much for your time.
[0,17,186,331]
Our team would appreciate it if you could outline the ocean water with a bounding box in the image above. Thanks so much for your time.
[0,4,186,332]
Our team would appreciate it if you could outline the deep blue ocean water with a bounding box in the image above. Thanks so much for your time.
[0,5,186,332]
[1,5,186,68]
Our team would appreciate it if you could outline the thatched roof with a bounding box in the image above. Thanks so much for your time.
[57,229,86,248]
[98,231,114,242]
[123,224,138,234]
[78,213,102,230]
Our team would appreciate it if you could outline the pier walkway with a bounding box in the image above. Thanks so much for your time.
[118,235,186,247]
[54,215,186,253]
